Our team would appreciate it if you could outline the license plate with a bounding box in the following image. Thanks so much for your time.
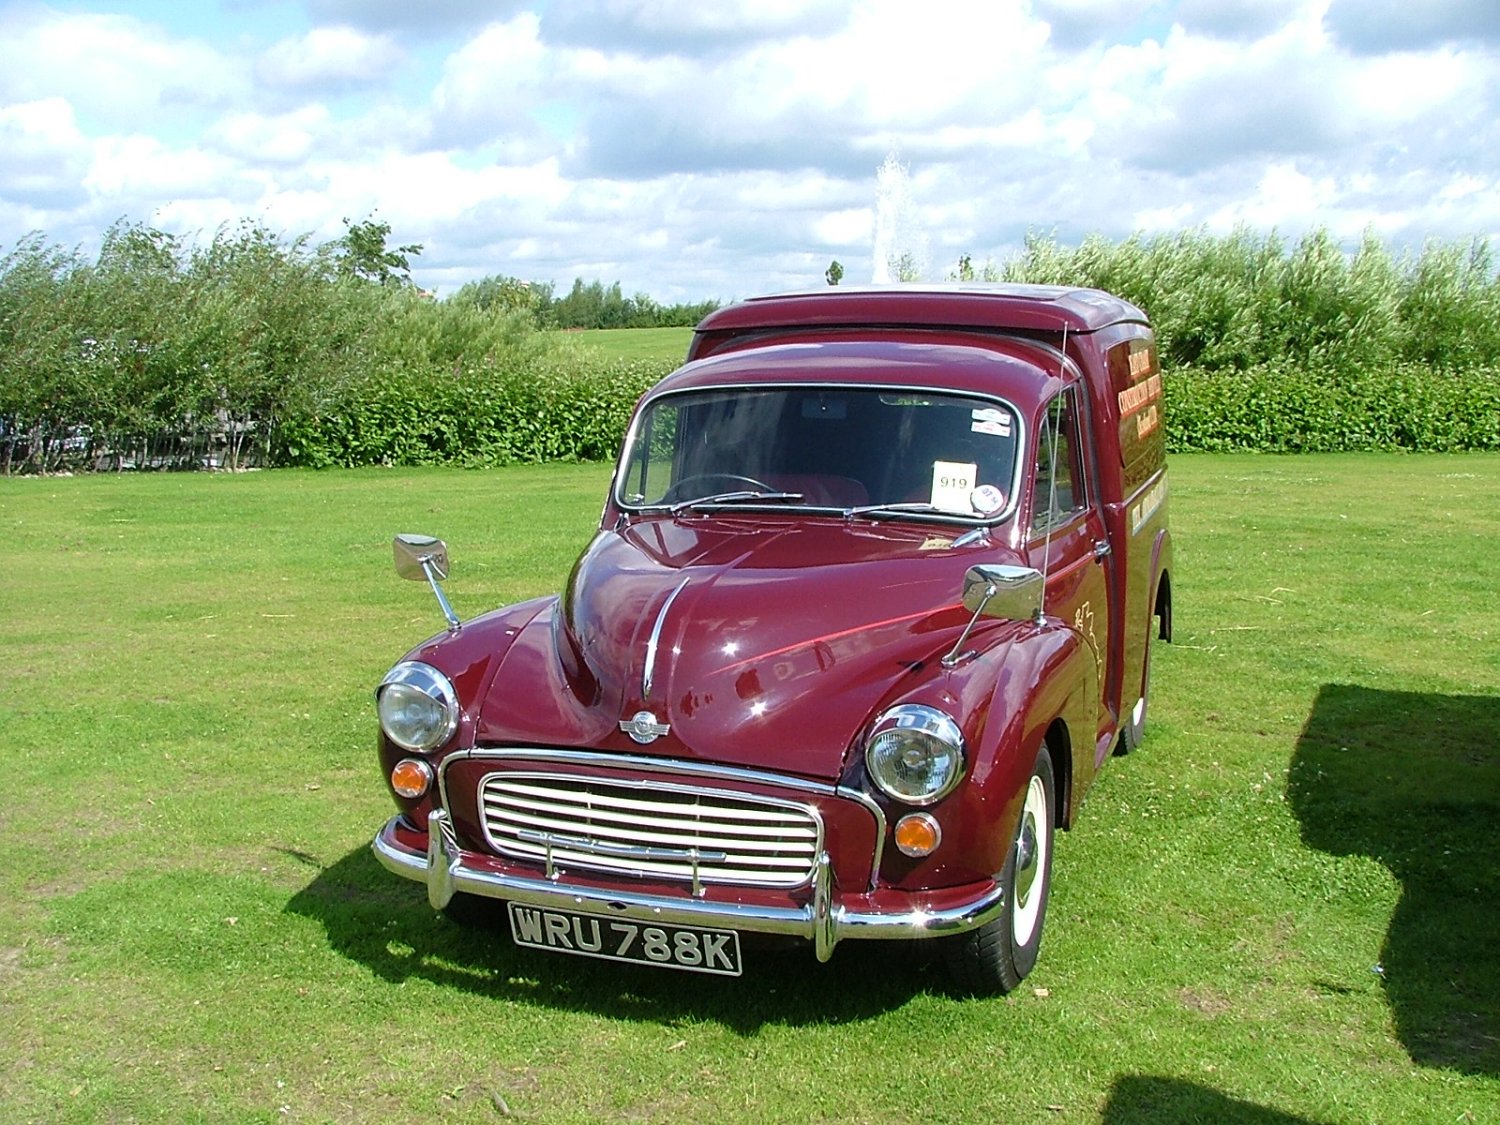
[507,903,742,976]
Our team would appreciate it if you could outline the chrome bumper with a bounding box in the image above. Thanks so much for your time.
[372,810,1006,963]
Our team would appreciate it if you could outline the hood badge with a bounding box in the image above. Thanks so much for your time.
[621,711,671,745]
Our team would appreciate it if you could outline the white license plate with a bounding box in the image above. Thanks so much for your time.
[507,903,742,976]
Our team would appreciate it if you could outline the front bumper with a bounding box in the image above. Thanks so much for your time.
[372,810,1006,962]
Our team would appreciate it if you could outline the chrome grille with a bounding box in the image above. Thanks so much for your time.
[479,772,823,888]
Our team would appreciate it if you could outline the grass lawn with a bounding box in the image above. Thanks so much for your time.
[576,325,694,364]
[1,453,1496,1123]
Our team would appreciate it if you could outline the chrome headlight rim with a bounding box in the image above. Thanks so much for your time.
[863,703,967,806]
[377,660,460,753]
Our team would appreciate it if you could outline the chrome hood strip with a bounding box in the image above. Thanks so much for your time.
[643,576,691,700]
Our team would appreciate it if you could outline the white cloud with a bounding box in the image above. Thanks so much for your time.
[210,106,333,164]
[85,134,246,202]
[0,9,244,130]
[255,25,404,93]
[0,98,91,206]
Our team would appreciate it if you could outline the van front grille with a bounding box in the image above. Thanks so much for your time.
[478,773,822,888]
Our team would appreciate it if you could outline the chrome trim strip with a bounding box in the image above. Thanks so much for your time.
[516,827,730,897]
[374,819,1005,959]
[438,747,888,890]
[643,576,691,700]
[516,829,730,865]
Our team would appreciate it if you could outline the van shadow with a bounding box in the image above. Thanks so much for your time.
[285,844,940,1032]
[1100,1075,1329,1125]
[1288,684,1500,1075]
[1104,1074,1326,1125]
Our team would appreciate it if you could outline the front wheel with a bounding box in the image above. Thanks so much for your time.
[941,746,1055,995]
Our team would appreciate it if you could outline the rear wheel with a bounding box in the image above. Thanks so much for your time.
[941,746,1055,995]
[1117,633,1151,755]
[1118,585,1168,755]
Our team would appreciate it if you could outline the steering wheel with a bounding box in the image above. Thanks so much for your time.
[660,473,775,503]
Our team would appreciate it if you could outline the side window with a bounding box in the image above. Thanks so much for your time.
[1030,388,1088,535]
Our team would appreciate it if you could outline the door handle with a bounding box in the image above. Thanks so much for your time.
[1093,539,1112,559]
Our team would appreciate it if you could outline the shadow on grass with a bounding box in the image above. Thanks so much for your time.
[1289,684,1500,1075]
[285,844,941,1032]
[1101,1076,1328,1125]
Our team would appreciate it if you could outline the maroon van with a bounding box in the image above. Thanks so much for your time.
[371,284,1173,994]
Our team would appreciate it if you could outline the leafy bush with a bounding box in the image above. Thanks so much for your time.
[1167,363,1500,453]
[1002,227,1500,378]
[275,358,666,469]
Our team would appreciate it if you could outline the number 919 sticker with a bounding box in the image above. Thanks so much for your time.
[931,460,977,512]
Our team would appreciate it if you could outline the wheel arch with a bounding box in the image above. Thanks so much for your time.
[1154,567,1173,642]
[1045,717,1075,829]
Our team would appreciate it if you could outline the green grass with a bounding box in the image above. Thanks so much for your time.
[577,325,694,364]
[1,454,1497,1123]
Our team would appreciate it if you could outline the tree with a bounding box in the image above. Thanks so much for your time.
[826,260,844,286]
[950,253,1000,283]
[331,216,422,286]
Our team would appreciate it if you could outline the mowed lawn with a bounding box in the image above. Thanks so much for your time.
[0,453,1496,1124]
[577,325,693,364]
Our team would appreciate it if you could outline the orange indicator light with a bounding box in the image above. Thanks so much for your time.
[390,758,433,799]
[894,812,941,857]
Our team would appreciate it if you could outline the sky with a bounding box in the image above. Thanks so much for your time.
[1,0,1498,303]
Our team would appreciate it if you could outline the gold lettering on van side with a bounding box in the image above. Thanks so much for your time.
[1135,404,1160,439]
[1117,373,1162,417]
[1127,348,1153,379]
[1130,476,1168,535]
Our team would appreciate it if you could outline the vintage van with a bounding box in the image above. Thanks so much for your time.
[371,284,1172,993]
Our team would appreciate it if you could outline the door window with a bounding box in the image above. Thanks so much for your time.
[1030,388,1088,535]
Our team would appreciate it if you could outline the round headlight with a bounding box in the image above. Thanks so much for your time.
[377,661,459,752]
[865,704,966,805]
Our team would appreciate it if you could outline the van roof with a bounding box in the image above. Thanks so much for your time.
[693,283,1148,344]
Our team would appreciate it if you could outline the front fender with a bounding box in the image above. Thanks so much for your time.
[378,595,554,822]
[875,618,1095,891]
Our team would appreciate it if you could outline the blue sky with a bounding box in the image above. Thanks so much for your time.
[2,0,1497,301]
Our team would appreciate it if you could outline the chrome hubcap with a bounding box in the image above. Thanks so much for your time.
[1015,814,1038,906]
[1010,773,1048,946]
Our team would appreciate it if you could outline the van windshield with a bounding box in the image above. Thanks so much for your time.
[617,386,1021,521]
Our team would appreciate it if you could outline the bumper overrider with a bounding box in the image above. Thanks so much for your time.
[372,807,1007,963]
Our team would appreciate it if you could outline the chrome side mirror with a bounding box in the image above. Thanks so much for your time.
[394,533,448,581]
[944,564,1044,668]
[961,564,1044,622]
[393,533,460,633]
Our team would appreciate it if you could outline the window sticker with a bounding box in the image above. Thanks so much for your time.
[971,407,1013,437]
[970,484,1006,517]
[931,461,977,512]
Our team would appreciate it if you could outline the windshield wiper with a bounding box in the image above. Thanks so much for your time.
[843,501,944,520]
[664,490,806,514]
